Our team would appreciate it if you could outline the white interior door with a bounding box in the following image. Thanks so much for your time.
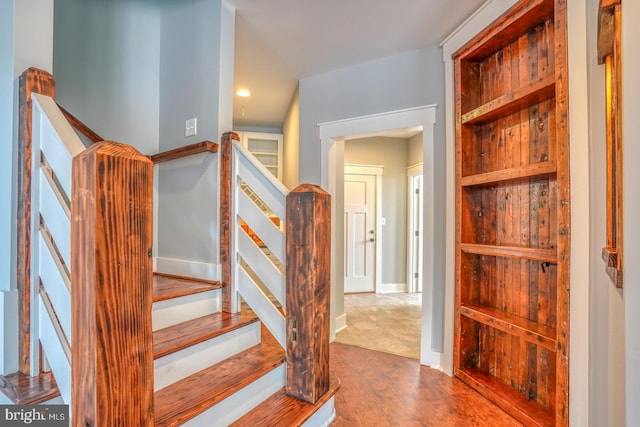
[344,173,376,293]
[408,173,423,293]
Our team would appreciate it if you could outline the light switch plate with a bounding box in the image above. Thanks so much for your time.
[185,118,197,137]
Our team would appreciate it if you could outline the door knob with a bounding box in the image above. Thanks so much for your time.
[369,238,375,242]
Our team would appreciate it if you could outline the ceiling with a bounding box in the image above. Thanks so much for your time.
[229,0,486,130]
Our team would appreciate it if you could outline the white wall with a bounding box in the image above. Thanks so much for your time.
[0,0,54,376]
[623,0,640,422]
[299,47,446,340]
[344,136,408,287]
[584,0,625,425]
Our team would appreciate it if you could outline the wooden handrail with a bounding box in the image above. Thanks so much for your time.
[57,104,103,144]
[149,141,218,164]
[72,140,154,425]
[17,67,55,374]
[285,184,331,404]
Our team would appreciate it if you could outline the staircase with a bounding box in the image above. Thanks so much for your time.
[0,68,339,426]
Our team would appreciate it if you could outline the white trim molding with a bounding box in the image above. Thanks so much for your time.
[318,105,440,368]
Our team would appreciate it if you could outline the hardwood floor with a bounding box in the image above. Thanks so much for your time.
[330,343,521,426]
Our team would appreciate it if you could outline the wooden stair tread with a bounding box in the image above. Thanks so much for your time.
[153,312,259,359]
[0,371,60,404]
[153,273,221,302]
[154,328,285,426]
[230,372,340,427]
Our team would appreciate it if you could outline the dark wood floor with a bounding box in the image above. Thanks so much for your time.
[330,343,521,426]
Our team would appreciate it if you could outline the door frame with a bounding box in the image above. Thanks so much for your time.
[407,163,423,293]
[318,105,440,368]
[344,164,383,294]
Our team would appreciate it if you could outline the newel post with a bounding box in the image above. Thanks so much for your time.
[17,68,55,374]
[285,184,331,403]
[71,141,154,426]
[220,131,240,313]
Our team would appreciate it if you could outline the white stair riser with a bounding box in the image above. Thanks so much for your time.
[154,321,261,391]
[181,364,285,427]
[302,397,336,427]
[152,290,220,331]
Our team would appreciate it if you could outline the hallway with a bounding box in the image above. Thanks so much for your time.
[330,343,520,426]
[335,293,421,359]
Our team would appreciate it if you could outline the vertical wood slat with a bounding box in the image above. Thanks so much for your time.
[220,131,240,313]
[553,0,570,423]
[17,67,55,374]
[71,141,154,426]
[285,184,331,404]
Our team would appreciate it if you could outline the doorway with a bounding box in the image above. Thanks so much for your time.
[318,105,441,367]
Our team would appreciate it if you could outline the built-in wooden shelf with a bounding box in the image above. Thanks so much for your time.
[460,304,557,351]
[461,74,556,125]
[454,1,569,422]
[461,161,557,187]
[454,367,555,427]
[460,243,557,263]
[149,141,218,164]
[460,0,554,61]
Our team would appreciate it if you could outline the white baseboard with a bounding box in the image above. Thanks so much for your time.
[335,313,347,333]
[378,283,408,293]
[155,257,220,281]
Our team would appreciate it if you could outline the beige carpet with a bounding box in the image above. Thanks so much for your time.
[334,292,422,359]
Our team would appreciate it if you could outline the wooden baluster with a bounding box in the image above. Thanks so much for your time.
[71,141,154,426]
[220,131,240,313]
[285,184,331,403]
[17,67,55,374]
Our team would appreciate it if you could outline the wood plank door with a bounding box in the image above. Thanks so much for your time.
[344,172,377,293]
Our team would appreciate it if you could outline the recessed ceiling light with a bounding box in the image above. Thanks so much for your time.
[236,89,251,97]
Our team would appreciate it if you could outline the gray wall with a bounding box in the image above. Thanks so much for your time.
[299,46,445,329]
[344,136,408,286]
[1,0,54,375]
[0,0,16,296]
[54,0,231,279]
[156,0,226,276]
[54,0,161,155]
[299,47,444,185]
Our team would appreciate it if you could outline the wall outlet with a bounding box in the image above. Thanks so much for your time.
[185,118,197,137]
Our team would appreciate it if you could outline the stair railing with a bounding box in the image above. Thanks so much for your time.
[220,132,331,404]
[18,68,154,425]
[28,92,85,401]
